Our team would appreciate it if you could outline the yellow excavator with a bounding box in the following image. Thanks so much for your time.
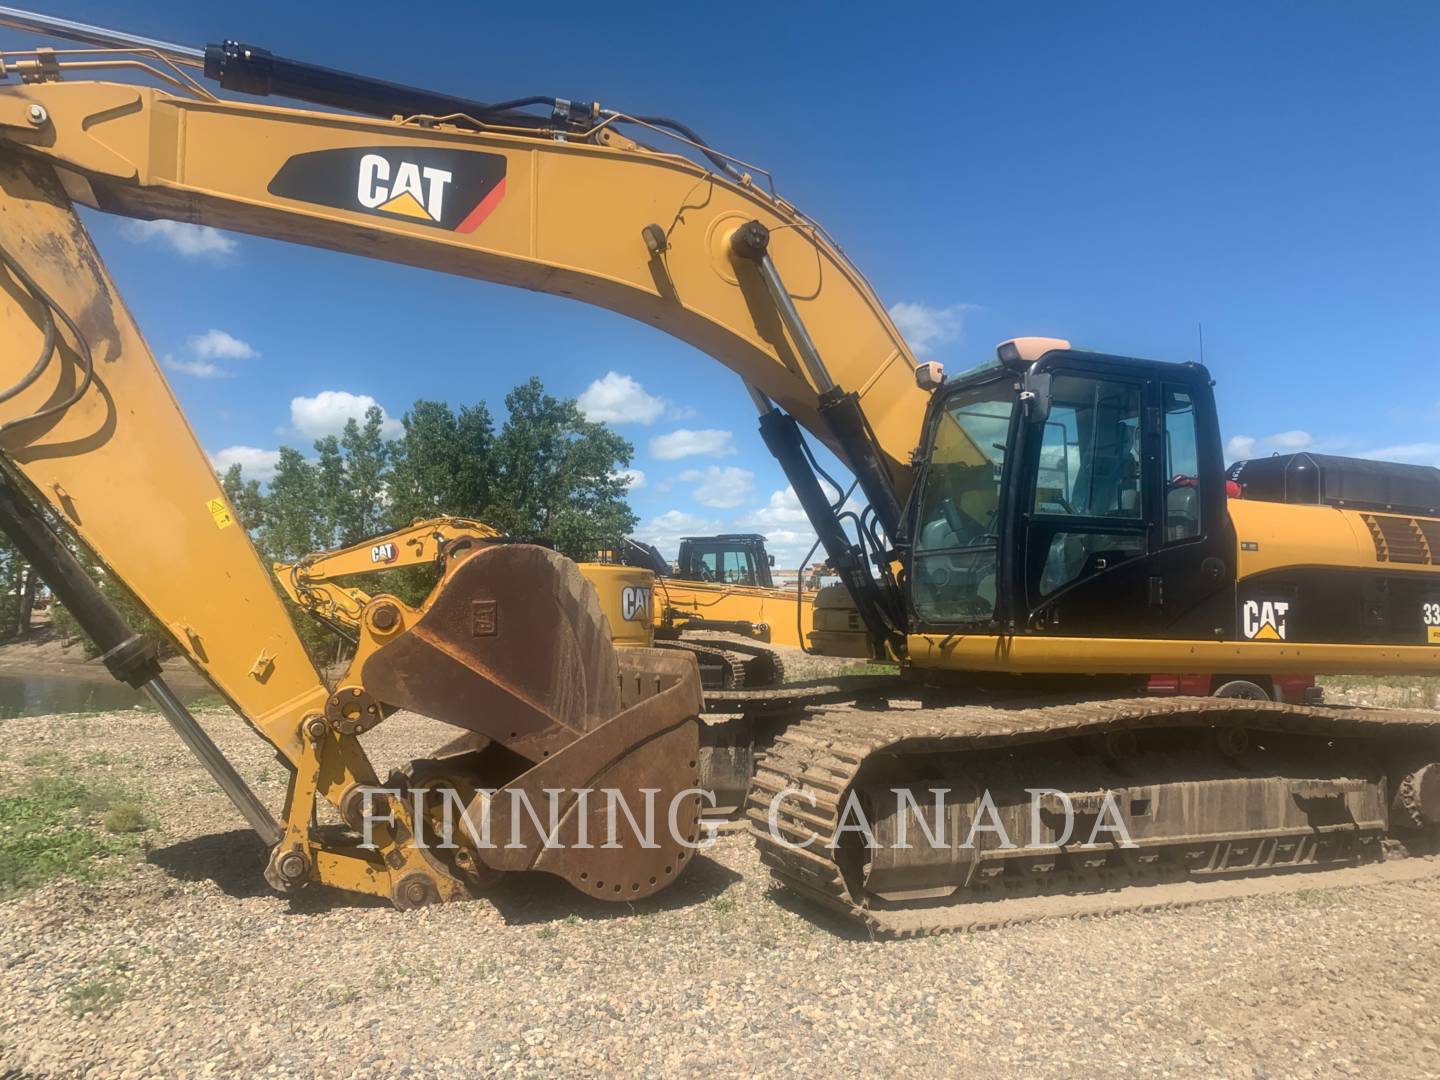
[0,10,1436,933]
[587,532,811,688]
[273,520,794,692]
[273,517,658,652]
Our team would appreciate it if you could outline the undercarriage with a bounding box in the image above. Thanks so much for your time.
[748,696,1440,935]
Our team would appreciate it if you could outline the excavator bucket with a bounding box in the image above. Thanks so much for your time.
[358,544,704,900]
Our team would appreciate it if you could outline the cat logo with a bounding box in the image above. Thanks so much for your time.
[1241,599,1290,641]
[357,155,452,222]
[371,542,398,564]
[621,585,651,622]
[269,147,507,233]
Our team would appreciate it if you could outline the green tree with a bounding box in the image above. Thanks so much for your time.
[312,435,350,549]
[0,534,36,640]
[198,383,637,663]
[221,463,265,532]
[337,407,390,543]
[486,378,636,557]
[258,447,323,562]
[386,400,495,526]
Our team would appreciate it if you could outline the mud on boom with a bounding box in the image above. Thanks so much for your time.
[0,8,1435,933]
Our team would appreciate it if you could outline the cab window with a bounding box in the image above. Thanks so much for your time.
[1033,376,1143,518]
[1163,386,1201,542]
[911,379,1015,624]
[1028,375,1146,599]
[722,548,757,586]
[696,547,756,586]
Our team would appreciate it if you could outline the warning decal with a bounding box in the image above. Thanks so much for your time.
[207,498,235,529]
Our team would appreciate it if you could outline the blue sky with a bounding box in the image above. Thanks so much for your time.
[10,2,1440,566]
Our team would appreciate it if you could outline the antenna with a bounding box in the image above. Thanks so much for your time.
[1197,321,1205,365]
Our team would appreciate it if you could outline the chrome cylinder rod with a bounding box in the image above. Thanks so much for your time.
[744,381,776,416]
[144,677,282,847]
[0,6,204,66]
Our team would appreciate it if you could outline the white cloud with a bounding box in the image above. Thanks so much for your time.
[164,327,259,379]
[166,357,228,379]
[578,372,666,425]
[739,485,811,528]
[616,468,646,490]
[888,300,975,353]
[744,528,824,573]
[121,219,237,259]
[639,509,724,558]
[1357,442,1440,467]
[189,329,258,361]
[650,428,736,460]
[211,445,280,482]
[730,487,871,571]
[678,466,754,509]
[1265,430,1312,450]
[291,390,403,440]
[1224,435,1256,462]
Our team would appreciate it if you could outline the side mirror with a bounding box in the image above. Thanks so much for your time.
[1021,370,1052,425]
[768,554,775,566]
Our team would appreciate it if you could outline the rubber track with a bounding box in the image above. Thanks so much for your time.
[656,640,748,690]
[745,696,1440,937]
[684,637,788,689]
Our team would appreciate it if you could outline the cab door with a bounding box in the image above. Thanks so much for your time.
[1017,366,1156,636]
[1151,379,1237,637]
[1016,361,1235,639]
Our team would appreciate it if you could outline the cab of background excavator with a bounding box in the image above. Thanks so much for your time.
[675,535,775,589]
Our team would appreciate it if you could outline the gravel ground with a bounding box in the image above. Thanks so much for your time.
[3,705,1440,1079]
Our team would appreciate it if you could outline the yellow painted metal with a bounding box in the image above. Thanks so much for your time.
[277,518,658,648]
[275,517,502,628]
[1230,499,1440,578]
[656,579,815,649]
[0,153,329,764]
[0,79,930,494]
[909,633,1440,676]
[809,584,871,658]
[582,562,657,648]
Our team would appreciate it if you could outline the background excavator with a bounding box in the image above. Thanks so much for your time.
[274,520,797,694]
[0,9,1436,934]
[587,531,812,689]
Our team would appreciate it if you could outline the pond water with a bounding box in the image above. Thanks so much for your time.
[0,674,217,719]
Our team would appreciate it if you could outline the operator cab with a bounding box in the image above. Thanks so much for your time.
[676,534,776,588]
[907,340,1235,639]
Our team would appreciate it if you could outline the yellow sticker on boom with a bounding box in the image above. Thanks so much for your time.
[206,497,234,529]
[1429,626,1440,644]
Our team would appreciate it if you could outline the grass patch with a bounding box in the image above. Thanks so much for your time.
[841,661,902,677]
[22,748,71,769]
[63,978,127,1016]
[101,801,150,834]
[0,773,151,898]
[710,895,737,915]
